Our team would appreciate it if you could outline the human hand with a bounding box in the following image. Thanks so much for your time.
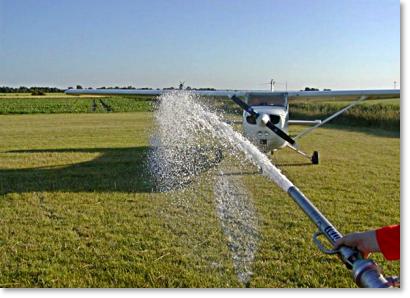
[333,230,380,259]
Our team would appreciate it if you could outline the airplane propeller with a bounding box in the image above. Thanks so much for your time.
[230,95,296,145]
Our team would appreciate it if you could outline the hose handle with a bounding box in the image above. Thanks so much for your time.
[312,231,339,254]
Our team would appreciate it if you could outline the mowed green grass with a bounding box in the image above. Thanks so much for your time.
[0,113,241,287]
[0,112,400,288]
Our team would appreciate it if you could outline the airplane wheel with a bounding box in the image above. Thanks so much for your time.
[311,151,319,165]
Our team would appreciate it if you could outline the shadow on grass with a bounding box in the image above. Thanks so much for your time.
[0,147,157,194]
[0,146,226,195]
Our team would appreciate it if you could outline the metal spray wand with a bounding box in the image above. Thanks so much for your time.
[287,186,399,288]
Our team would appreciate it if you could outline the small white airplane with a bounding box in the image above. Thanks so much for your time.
[66,88,400,164]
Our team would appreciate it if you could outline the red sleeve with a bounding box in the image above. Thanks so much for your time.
[376,225,400,261]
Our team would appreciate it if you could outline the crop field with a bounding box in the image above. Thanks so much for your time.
[289,98,400,131]
[0,93,154,114]
[0,95,400,288]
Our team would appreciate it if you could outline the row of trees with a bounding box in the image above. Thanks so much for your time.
[0,86,63,94]
[70,85,143,90]
[302,87,332,91]
[74,85,216,91]
[1,85,331,94]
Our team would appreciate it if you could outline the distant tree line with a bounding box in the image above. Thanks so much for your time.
[95,86,149,90]
[302,87,332,91]
[1,85,218,94]
[162,86,216,91]
[92,85,216,91]
[0,86,63,95]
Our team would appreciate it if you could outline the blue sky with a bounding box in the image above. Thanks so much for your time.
[0,0,400,90]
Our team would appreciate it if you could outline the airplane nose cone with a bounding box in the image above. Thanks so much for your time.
[261,114,270,125]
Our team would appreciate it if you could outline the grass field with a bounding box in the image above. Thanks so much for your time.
[0,110,400,287]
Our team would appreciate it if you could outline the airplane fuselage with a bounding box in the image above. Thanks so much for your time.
[242,92,289,152]
[243,105,289,152]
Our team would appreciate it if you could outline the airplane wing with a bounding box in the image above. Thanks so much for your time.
[64,88,248,97]
[65,88,400,100]
[287,89,400,101]
[65,89,164,96]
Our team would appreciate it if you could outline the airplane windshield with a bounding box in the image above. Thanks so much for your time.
[246,93,287,108]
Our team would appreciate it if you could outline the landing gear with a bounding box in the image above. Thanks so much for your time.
[311,151,319,165]
[287,144,319,165]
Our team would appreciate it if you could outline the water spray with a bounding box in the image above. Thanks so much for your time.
[150,91,397,288]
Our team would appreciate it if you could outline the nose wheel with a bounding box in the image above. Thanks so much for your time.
[287,144,319,165]
[311,151,319,164]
